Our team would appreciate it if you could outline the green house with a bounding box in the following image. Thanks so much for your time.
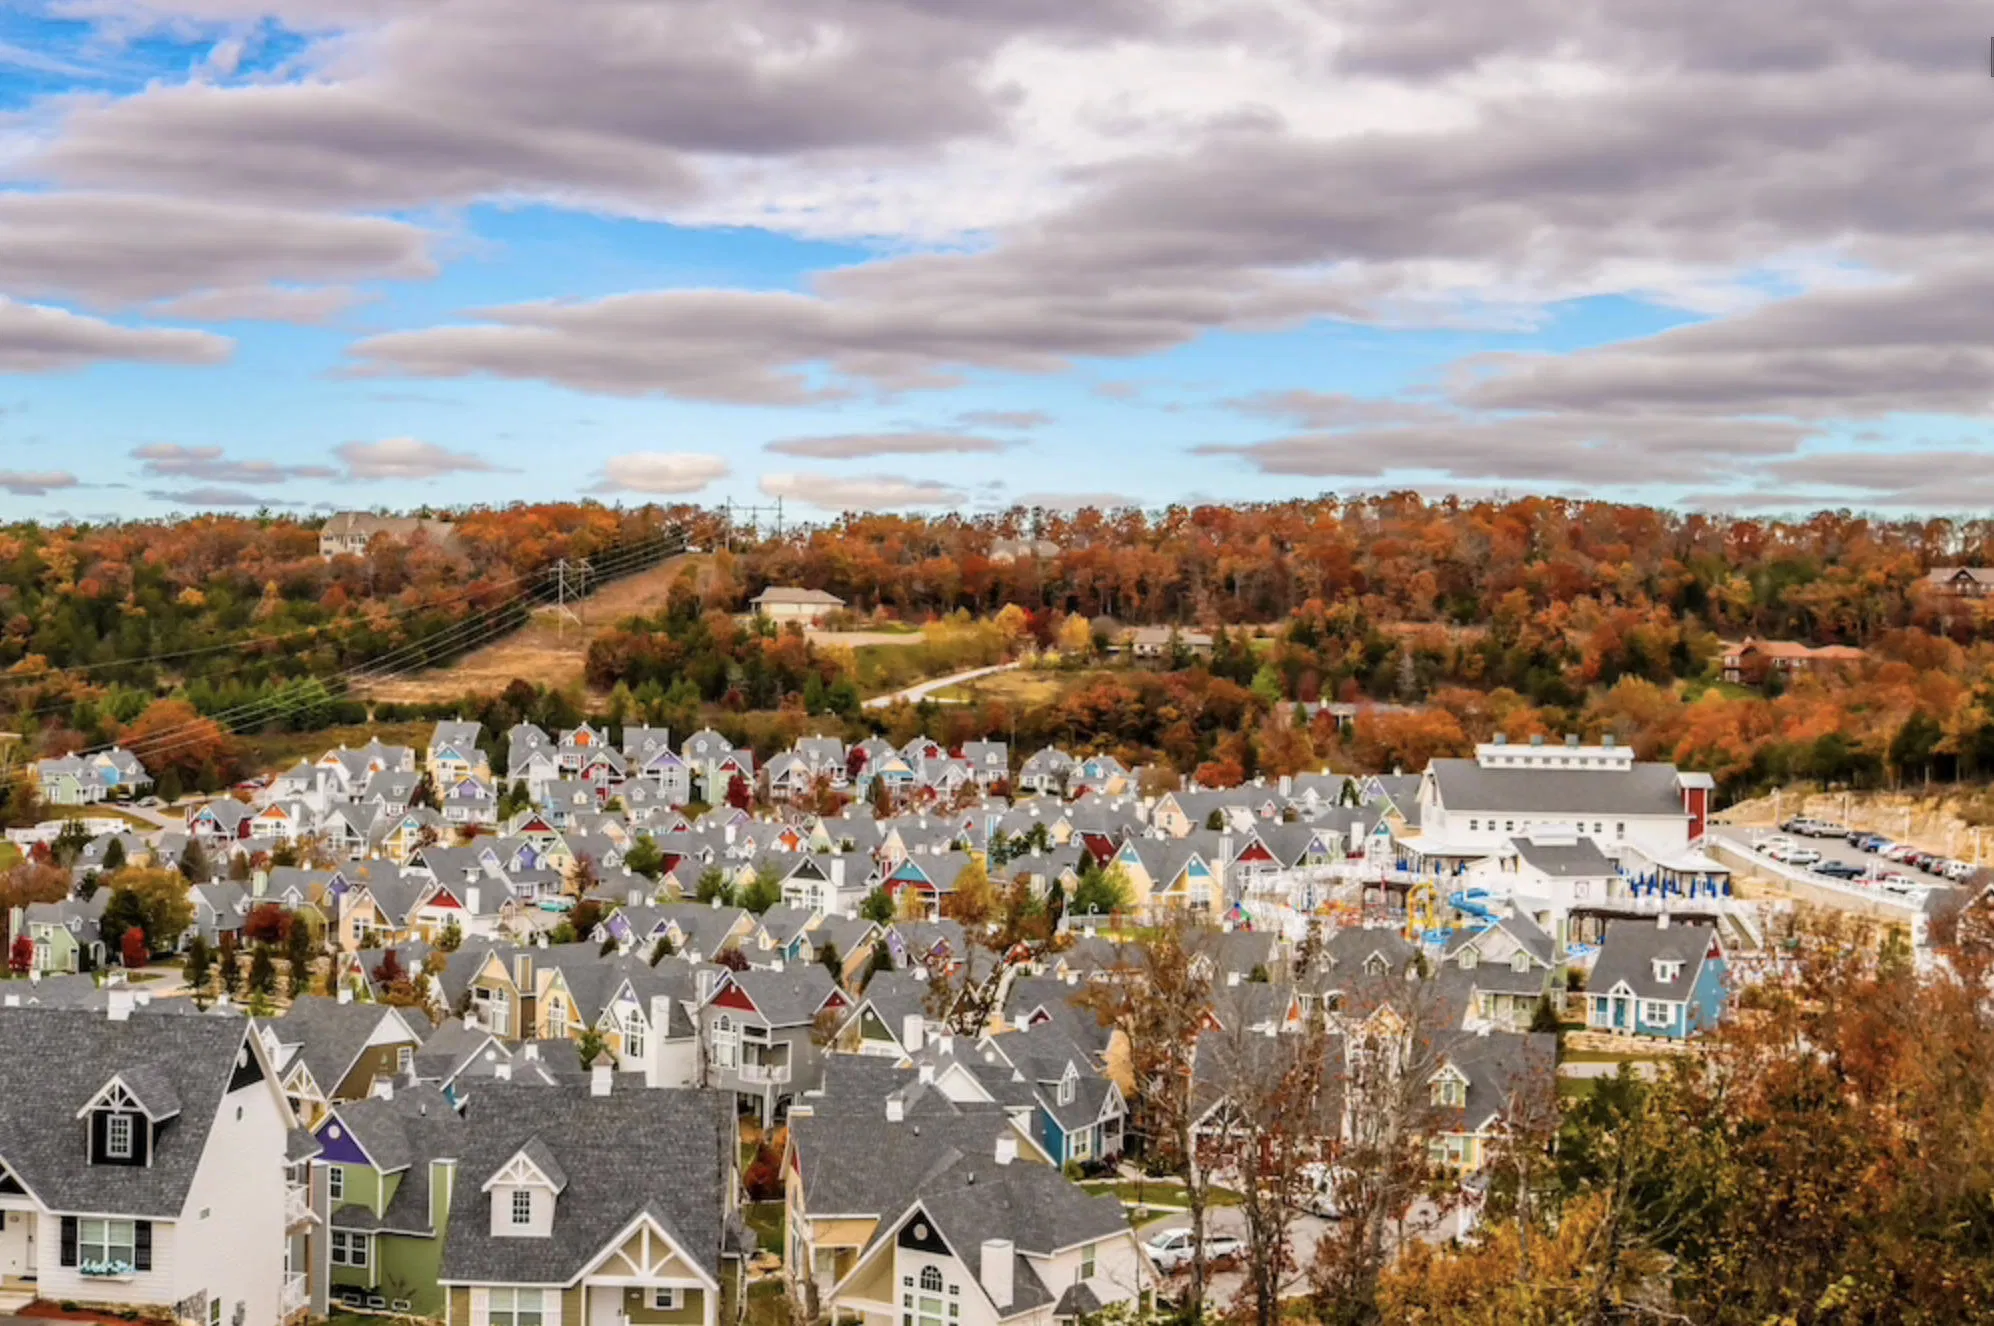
[314,1085,466,1317]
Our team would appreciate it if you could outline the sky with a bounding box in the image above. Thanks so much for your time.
[0,0,1990,523]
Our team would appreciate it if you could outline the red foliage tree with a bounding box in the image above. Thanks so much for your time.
[244,902,292,944]
[8,934,32,975]
[373,947,407,987]
[121,926,149,969]
[725,773,753,812]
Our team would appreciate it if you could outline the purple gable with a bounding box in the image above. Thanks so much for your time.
[314,1113,374,1166]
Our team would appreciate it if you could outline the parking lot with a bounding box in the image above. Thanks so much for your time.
[1712,819,1977,901]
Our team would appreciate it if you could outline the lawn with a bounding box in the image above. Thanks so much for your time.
[0,841,19,869]
[932,667,1114,707]
[744,1200,785,1253]
[743,1281,790,1326]
[38,803,158,829]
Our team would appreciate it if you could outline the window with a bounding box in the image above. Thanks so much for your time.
[625,1013,647,1062]
[211,1300,222,1326]
[1512,951,1531,973]
[650,1287,684,1311]
[714,1015,738,1069]
[105,1113,134,1161]
[329,1231,370,1268]
[78,1219,136,1270]
[489,1287,545,1326]
[511,1189,533,1226]
[1640,1001,1673,1026]
[1080,1244,1097,1280]
[920,1267,944,1292]
[1616,822,1626,839]
[327,1167,345,1201]
[1468,820,1478,832]
[1457,949,1476,970]
[397,1046,413,1072]
[1057,1075,1075,1106]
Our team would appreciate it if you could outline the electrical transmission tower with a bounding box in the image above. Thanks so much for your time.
[720,498,785,548]
[551,557,588,637]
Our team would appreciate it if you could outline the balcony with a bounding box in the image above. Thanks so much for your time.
[281,1271,309,1317]
[285,1182,314,1228]
[738,1060,791,1085]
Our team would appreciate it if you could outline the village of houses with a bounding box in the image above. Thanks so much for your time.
[0,709,1891,1326]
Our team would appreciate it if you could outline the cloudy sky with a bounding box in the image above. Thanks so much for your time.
[0,0,1988,520]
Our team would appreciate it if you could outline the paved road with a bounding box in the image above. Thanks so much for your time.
[863,661,1019,709]
[1138,1208,1333,1306]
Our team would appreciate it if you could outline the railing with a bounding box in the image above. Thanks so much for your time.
[738,1061,791,1084]
[285,1182,313,1227]
[281,1271,309,1316]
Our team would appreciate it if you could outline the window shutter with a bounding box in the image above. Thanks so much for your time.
[59,1216,77,1267]
[468,1288,490,1326]
[134,1220,153,1271]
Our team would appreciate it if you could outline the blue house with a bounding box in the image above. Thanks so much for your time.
[1585,916,1726,1040]
[977,1021,1126,1167]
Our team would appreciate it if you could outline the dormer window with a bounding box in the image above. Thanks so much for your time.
[1512,951,1531,974]
[511,1189,534,1226]
[1458,949,1476,970]
[1430,1072,1467,1108]
[1653,960,1683,983]
[1058,1075,1075,1106]
[106,1113,134,1161]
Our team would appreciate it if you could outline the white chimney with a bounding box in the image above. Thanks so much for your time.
[1657,913,1671,931]
[337,984,354,1005]
[979,1240,1015,1309]
[711,895,723,910]
[1226,971,1240,987]
[995,1134,1017,1166]
[524,1043,540,1062]
[591,1065,613,1097]
[1063,970,1078,986]
[770,958,784,973]
[902,1014,925,1052]
[919,1063,935,1084]
[938,1032,954,1057]
[886,1096,905,1123]
[466,886,481,915]
[375,1079,395,1101]
[495,1061,512,1081]
[106,990,133,1022]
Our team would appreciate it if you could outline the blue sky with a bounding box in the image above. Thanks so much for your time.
[1,0,1987,522]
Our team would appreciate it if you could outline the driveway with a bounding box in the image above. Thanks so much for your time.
[863,661,1019,709]
[1137,1208,1333,1307]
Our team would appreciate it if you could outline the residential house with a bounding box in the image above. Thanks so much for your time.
[260,995,428,1125]
[0,1001,302,1325]
[314,1083,465,1318]
[1584,916,1726,1040]
[702,967,850,1124]
[428,722,490,785]
[436,1080,744,1326]
[1423,1029,1557,1173]
[319,513,459,559]
[751,587,846,623]
[1719,638,1865,685]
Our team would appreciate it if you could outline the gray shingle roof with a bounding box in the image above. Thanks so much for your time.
[266,996,421,1099]
[1589,918,1719,1003]
[440,1084,732,1286]
[1429,759,1686,817]
[1512,837,1618,878]
[0,1005,258,1217]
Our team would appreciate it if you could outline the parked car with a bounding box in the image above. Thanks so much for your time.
[1945,860,1981,882]
[1857,835,1893,854]
[1145,1230,1245,1274]
[1812,861,1866,880]
[1811,821,1850,838]
[1883,844,1920,863]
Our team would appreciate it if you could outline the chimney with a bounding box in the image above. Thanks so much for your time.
[770,958,784,973]
[515,954,534,990]
[106,990,134,1022]
[995,1134,1017,1166]
[591,1065,613,1097]
[337,984,354,1005]
[1063,969,1078,987]
[725,824,737,845]
[1657,912,1671,931]
[919,1063,935,1084]
[938,1032,954,1058]
[1565,734,1579,748]
[902,1014,925,1052]
[1602,734,1616,748]
[629,887,643,907]
[252,868,269,897]
[495,1061,512,1081]
[886,1096,905,1123]
[711,895,722,910]
[466,885,481,915]
[979,1240,1015,1310]
[1530,734,1544,747]
[524,1043,541,1062]
[376,1079,395,1101]
[1226,971,1240,987]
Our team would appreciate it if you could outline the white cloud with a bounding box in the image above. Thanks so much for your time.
[0,297,230,373]
[593,451,731,494]
[335,437,502,480]
[0,471,81,496]
[132,443,338,483]
[760,471,967,511]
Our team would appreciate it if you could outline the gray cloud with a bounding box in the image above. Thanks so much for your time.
[153,284,369,324]
[145,485,298,506]
[0,192,433,306]
[335,437,502,480]
[1227,390,1450,430]
[764,430,1017,458]
[0,297,231,373]
[760,471,968,511]
[0,471,81,496]
[132,443,339,484]
[956,409,1053,430]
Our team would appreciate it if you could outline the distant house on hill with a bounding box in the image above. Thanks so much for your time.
[1719,638,1865,685]
[1922,567,1994,599]
[319,513,460,560]
[750,587,845,624]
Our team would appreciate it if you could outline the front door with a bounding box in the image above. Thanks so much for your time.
[0,1210,35,1280]
[588,1286,630,1326]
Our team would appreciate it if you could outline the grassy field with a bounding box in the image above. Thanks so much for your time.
[930,667,1114,706]
[38,803,160,829]
[1079,1178,1244,1208]
[238,719,430,776]
[744,1200,785,1253]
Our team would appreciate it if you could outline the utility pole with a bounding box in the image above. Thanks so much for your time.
[552,558,587,638]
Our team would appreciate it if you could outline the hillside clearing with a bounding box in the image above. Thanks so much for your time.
[360,554,707,704]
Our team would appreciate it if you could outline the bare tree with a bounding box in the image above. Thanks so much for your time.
[1200,971,1340,1326]
[925,879,1061,1035]
[1079,918,1220,1318]
[1306,969,1467,1325]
